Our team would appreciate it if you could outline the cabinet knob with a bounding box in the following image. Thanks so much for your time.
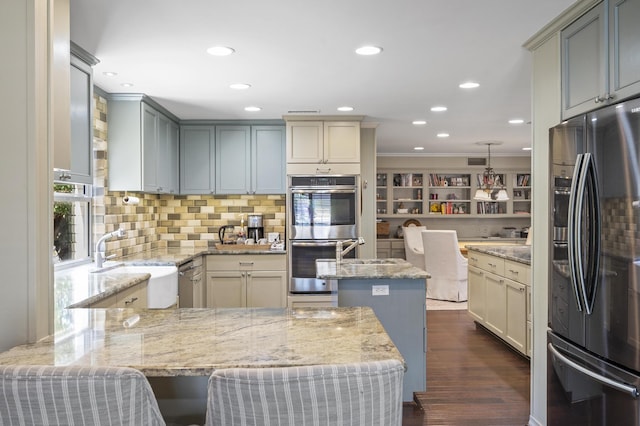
[124,297,138,305]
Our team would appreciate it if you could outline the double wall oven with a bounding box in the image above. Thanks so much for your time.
[288,175,360,293]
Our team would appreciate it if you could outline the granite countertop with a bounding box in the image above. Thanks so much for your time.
[316,258,430,280]
[56,247,286,311]
[465,245,531,265]
[0,307,404,377]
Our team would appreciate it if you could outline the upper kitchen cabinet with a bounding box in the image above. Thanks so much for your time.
[561,0,640,119]
[215,126,251,194]
[54,43,98,184]
[252,126,286,194]
[180,125,215,194]
[285,116,363,175]
[108,94,179,194]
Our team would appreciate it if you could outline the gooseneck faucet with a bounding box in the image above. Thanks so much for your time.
[95,228,125,268]
[336,237,365,263]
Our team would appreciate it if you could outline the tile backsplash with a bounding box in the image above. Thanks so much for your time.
[92,93,285,258]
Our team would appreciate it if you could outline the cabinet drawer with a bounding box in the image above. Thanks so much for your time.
[468,252,504,275]
[207,254,286,271]
[504,259,530,285]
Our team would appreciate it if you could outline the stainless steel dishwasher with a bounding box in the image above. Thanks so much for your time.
[178,256,204,308]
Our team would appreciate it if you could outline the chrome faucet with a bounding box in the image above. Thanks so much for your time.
[336,237,365,263]
[95,228,125,268]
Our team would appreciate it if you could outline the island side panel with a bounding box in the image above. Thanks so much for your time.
[337,278,426,402]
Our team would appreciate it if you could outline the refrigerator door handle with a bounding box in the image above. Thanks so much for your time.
[582,153,601,315]
[568,154,586,312]
[549,343,640,398]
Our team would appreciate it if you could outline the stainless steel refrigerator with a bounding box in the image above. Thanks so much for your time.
[548,96,640,425]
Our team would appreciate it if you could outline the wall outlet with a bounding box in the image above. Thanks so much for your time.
[372,285,389,296]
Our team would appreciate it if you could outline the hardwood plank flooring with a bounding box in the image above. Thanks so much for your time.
[402,310,531,425]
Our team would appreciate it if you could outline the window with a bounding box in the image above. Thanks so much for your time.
[53,183,91,265]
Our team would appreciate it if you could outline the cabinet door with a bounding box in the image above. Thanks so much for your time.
[192,273,205,308]
[180,125,215,194]
[216,126,251,194]
[251,126,285,194]
[561,2,607,119]
[206,271,245,308]
[484,272,506,337]
[65,56,93,184]
[286,121,323,163]
[609,0,640,101]
[142,103,160,192]
[247,270,287,308]
[505,278,527,354]
[467,266,485,323]
[323,122,360,163]
[118,282,148,309]
[157,114,179,194]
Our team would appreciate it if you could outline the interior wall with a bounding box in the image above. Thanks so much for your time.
[360,127,377,258]
[0,0,52,351]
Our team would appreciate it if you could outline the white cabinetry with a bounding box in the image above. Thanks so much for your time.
[206,254,286,308]
[90,281,148,309]
[561,0,640,119]
[285,117,362,174]
[108,94,179,194]
[467,250,531,356]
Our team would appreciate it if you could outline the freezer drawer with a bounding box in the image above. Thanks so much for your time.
[548,331,640,425]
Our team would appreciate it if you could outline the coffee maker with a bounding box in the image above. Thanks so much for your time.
[247,213,264,241]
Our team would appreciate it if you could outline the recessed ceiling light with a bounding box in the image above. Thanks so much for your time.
[509,119,525,124]
[103,71,118,77]
[244,106,261,112]
[437,133,450,138]
[414,147,425,151]
[355,45,382,56]
[120,83,134,88]
[230,83,251,90]
[430,106,447,112]
[207,46,235,56]
[412,120,427,126]
[337,106,354,112]
[522,147,532,151]
[459,81,480,89]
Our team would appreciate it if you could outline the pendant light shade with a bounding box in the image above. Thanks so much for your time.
[473,142,509,201]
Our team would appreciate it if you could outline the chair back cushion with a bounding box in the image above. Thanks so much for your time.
[0,365,165,426]
[205,359,404,426]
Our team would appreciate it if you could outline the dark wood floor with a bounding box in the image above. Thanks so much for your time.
[402,310,531,425]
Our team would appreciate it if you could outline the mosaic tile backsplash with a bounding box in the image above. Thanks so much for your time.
[92,94,286,258]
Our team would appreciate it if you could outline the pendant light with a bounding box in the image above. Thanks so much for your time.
[473,142,509,201]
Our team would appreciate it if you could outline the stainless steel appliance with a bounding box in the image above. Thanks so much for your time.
[247,213,264,241]
[288,175,360,293]
[548,97,640,424]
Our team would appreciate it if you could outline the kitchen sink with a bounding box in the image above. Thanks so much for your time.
[92,264,178,309]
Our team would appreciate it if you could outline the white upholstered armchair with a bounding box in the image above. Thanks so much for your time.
[0,365,166,426]
[421,230,468,302]
[205,360,404,426]
[402,225,426,270]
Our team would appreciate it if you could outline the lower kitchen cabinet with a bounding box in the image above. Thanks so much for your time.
[206,254,286,308]
[376,239,405,259]
[90,281,148,309]
[467,249,531,356]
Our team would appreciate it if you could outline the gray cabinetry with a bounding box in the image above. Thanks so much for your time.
[562,0,640,119]
[108,94,179,193]
[180,125,215,194]
[54,44,98,184]
[215,126,251,194]
[182,123,285,195]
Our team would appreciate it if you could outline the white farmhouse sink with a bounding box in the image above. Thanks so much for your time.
[112,265,178,309]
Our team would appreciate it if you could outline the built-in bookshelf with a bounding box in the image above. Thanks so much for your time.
[376,169,532,219]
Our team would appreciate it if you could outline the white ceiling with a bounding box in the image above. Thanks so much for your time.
[70,0,576,156]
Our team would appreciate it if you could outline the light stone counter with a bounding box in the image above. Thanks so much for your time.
[316,258,430,280]
[0,307,403,377]
[465,244,531,265]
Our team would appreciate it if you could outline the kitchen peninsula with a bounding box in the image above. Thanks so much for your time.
[317,258,428,402]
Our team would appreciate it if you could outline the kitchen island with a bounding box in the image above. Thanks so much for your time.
[317,258,428,402]
[0,306,402,422]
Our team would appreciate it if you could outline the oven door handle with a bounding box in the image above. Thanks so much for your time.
[290,189,356,194]
[290,241,338,247]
